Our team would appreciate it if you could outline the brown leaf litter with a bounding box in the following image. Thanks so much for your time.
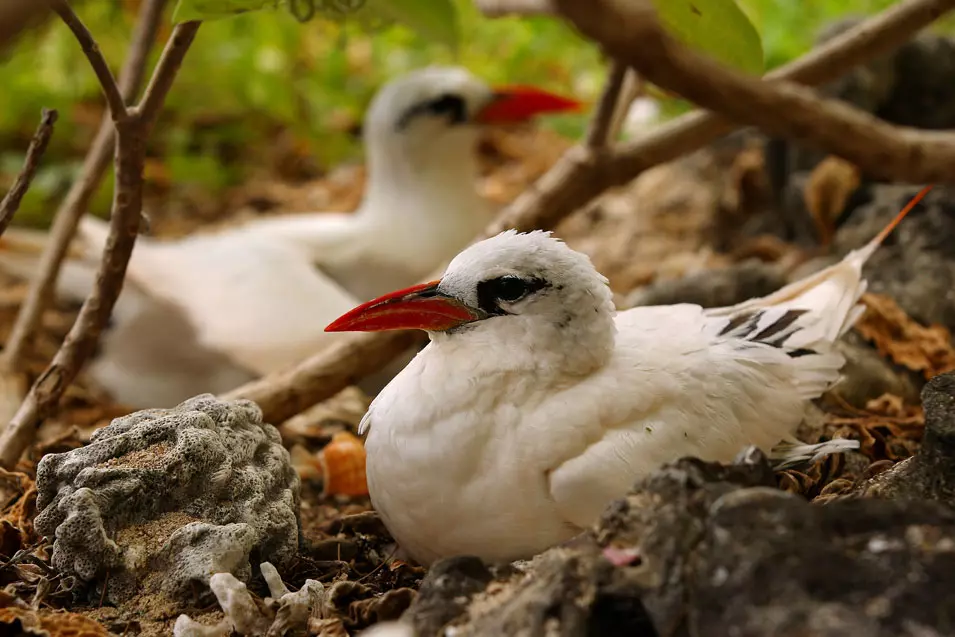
[856,292,955,379]
[0,127,945,634]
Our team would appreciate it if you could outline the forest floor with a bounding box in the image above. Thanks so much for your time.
[0,122,947,636]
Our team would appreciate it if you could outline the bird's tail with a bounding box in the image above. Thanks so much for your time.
[0,216,112,302]
[705,185,932,399]
[768,438,861,470]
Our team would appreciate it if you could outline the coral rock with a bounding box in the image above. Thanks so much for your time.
[35,394,301,604]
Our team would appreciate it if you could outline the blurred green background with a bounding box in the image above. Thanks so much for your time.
[0,0,932,226]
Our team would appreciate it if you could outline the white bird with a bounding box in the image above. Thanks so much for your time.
[0,66,579,408]
[323,186,931,566]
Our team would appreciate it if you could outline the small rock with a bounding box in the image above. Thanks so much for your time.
[850,371,955,505]
[34,394,301,605]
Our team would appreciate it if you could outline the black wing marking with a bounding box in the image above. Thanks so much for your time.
[718,308,817,358]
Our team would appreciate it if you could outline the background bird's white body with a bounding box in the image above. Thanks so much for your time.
[0,66,506,407]
[356,226,887,565]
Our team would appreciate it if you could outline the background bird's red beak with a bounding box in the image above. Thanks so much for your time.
[474,86,583,124]
[325,280,485,333]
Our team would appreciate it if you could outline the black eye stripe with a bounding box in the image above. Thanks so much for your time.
[395,93,468,130]
[476,276,549,316]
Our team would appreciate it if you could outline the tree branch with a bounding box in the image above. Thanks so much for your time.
[0,7,199,468]
[226,0,955,424]
[1,0,167,376]
[473,0,553,17]
[555,0,955,183]
[0,109,58,238]
[585,62,628,149]
[49,0,127,120]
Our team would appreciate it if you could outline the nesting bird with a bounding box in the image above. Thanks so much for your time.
[0,66,579,408]
[324,187,931,566]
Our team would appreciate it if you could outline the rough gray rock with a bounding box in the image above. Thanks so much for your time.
[34,394,301,604]
[849,372,955,505]
[402,443,955,636]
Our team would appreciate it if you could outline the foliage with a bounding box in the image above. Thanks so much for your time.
[1,0,951,226]
[652,0,763,74]
[172,0,462,49]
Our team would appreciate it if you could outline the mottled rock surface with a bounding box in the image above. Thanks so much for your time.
[34,394,301,605]
[849,373,955,505]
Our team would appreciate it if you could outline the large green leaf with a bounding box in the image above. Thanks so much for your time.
[171,0,459,49]
[171,0,281,23]
[651,0,764,75]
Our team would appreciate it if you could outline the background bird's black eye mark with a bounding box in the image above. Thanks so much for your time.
[396,93,468,130]
[476,276,549,315]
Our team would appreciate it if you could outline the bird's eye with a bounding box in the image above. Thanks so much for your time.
[425,93,467,121]
[395,93,468,130]
[491,276,530,303]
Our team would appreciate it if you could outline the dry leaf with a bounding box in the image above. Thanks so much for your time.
[855,293,955,379]
[803,155,861,246]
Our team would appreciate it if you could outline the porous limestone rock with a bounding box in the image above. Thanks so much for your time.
[34,394,301,604]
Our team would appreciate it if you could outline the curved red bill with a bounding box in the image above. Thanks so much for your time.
[325,280,486,333]
[475,86,583,124]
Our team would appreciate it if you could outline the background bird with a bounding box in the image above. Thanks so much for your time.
[0,66,580,408]
[324,187,931,566]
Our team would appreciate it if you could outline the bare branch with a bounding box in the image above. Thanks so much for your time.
[135,22,201,130]
[585,62,628,150]
[1,0,167,375]
[226,0,955,424]
[50,0,127,120]
[222,332,423,421]
[0,109,58,237]
[0,8,198,468]
[556,0,955,183]
[474,0,553,17]
[605,69,644,143]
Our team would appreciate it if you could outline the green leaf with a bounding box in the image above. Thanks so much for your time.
[171,0,281,23]
[651,0,764,75]
[364,0,459,49]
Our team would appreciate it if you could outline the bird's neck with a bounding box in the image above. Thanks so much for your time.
[360,139,484,221]
[430,310,618,384]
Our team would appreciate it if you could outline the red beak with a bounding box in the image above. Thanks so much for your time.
[474,86,583,124]
[325,280,486,333]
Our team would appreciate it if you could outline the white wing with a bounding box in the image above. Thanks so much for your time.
[544,302,846,528]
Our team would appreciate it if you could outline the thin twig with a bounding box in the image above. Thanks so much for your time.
[49,0,127,120]
[0,109,58,238]
[1,0,167,375]
[606,70,645,142]
[585,62,628,150]
[0,12,200,468]
[134,22,201,130]
[555,0,955,182]
[226,0,955,424]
